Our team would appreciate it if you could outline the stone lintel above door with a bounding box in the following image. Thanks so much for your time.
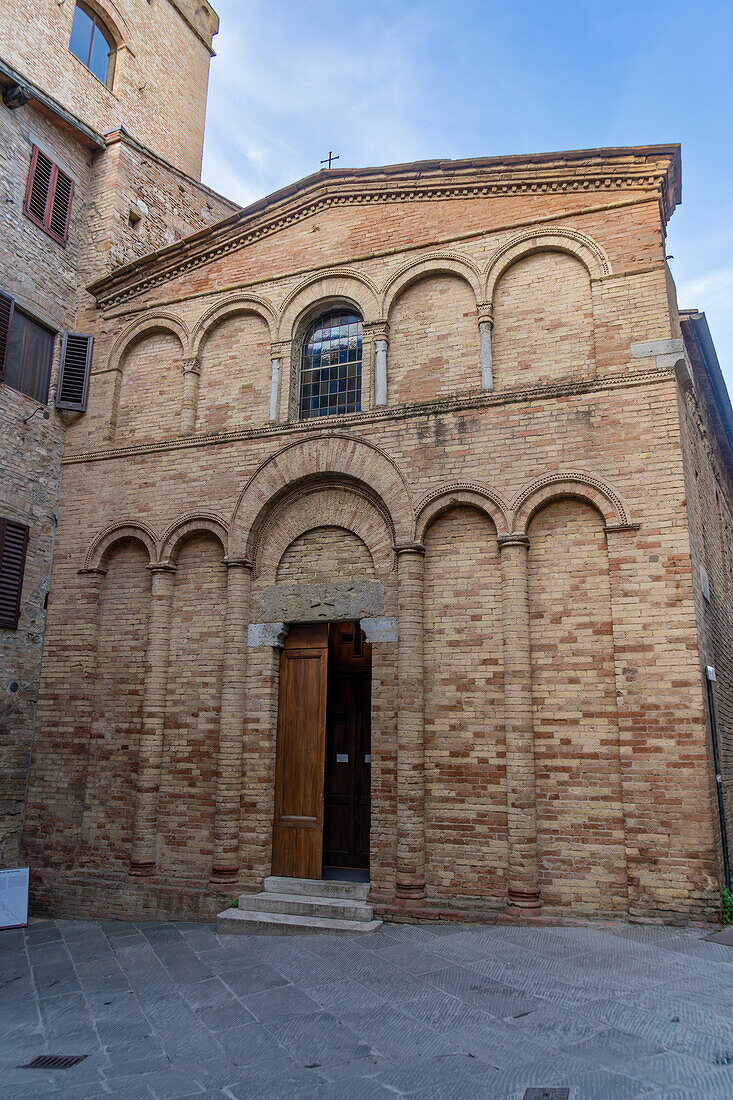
[258,580,385,624]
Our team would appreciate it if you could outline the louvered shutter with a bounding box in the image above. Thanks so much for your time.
[48,168,74,244]
[0,292,13,381]
[24,146,53,229]
[0,519,30,630]
[23,146,74,245]
[56,332,92,411]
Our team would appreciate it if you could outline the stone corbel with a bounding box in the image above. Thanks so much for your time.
[477,303,494,392]
[247,622,290,649]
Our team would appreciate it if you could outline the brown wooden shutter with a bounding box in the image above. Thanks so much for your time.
[48,167,74,244]
[56,332,92,411]
[23,146,74,245]
[24,146,53,228]
[0,292,14,381]
[0,519,30,630]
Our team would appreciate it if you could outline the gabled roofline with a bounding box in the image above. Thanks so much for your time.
[88,143,682,309]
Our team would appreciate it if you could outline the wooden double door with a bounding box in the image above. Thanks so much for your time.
[271,622,372,879]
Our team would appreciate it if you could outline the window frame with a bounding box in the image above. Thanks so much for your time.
[0,518,30,631]
[23,146,75,247]
[1,297,55,405]
[298,309,363,421]
[68,1,117,89]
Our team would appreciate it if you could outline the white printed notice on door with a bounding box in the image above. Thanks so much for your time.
[0,867,29,928]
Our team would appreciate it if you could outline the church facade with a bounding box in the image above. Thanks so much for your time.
[19,145,733,924]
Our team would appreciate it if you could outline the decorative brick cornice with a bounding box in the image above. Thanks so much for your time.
[87,146,681,309]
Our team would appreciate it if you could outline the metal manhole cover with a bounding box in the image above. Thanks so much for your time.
[523,1090,570,1100]
[20,1055,88,1070]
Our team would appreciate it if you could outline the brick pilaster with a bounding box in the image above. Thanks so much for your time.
[181,357,201,435]
[396,542,426,900]
[211,558,253,880]
[498,533,542,915]
[130,563,176,875]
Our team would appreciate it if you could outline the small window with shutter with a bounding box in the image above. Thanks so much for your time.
[23,146,75,246]
[57,332,93,411]
[0,519,30,630]
[0,292,13,381]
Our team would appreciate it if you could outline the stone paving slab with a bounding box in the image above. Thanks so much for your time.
[1,918,733,1097]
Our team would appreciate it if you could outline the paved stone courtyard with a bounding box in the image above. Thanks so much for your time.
[2,918,733,1099]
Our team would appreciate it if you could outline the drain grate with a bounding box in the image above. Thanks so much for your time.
[523,1090,570,1100]
[20,1054,88,1070]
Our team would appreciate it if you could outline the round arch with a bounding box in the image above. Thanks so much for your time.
[510,473,630,535]
[191,294,277,359]
[382,252,483,319]
[157,513,229,565]
[107,313,190,376]
[254,483,394,583]
[84,520,157,571]
[415,484,510,542]
[277,270,380,340]
[485,228,610,304]
[229,434,414,559]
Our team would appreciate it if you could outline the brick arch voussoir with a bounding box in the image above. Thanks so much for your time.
[255,484,394,583]
[415,485,510,542]
[484,228,611,305]
[84,521,158,571]
[510,474,629,535]
[157,513,229,566]
[230,434,414,559]
[277,270,381,339]
[382,252,483,319]
[191,294,277,359]
[108,313,190,375]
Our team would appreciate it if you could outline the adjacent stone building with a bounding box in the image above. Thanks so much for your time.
[0,0,236,864]
[16,141,733,924]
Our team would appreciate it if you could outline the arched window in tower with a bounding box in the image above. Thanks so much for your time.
[299,310,362,419]
[69,2,116,88]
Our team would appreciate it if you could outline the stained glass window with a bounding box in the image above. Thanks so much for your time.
[299,310,362,419]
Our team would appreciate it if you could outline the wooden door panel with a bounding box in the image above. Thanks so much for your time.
[272,624,328,879]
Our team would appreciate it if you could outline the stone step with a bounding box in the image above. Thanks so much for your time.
[262,876,370,901]
[239,890,374,922]
[216,907,382,937]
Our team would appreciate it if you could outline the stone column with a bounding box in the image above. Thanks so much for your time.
[181,357,201,435]
[497,533,541,915]
[478,304,494,391]
[269,358,281,422]
[375,338,389,406]
[395,543,426,901]
[130,563,176,875]
[211,558,254,880]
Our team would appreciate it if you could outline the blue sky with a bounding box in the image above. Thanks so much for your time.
[202,0,733,382]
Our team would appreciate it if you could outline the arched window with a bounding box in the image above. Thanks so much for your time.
[69,2,116,88]
[299,310,362,419]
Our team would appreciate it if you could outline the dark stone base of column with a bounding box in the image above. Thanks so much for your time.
[210,865,239,885]
[395,878,426,902]
[128,861,156,878]
[506,888,542,918]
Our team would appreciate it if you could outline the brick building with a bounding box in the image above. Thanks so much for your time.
[0,0,236,864]
[13,133,733,923]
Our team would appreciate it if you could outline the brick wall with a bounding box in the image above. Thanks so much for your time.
[197,313,271,436]
[20,152,726,922]
[0,0,218,177]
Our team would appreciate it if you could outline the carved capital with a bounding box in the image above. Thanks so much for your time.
[394,542,426,557]
[497,533,530,550]
[364,320,390,343]
[182,356,201,375]
[477,302,494,327]
[223,557,254,571]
